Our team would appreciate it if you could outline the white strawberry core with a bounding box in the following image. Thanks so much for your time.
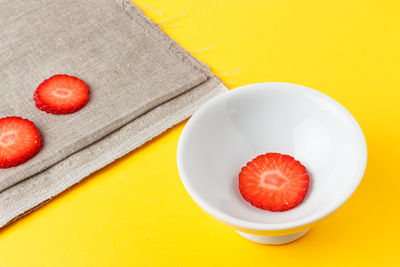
[53,88,71,98]
[260,171,287,189]
[0,131,16,147]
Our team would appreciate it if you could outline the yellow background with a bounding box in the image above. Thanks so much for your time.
[1,0,400,266]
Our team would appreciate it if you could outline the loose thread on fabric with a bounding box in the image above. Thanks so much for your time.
[156,13,187,26]
[216,68,241,87]
[131,2,239,87]
[132,1,163,16]
[187,45,215,53]
[158,24,177,28]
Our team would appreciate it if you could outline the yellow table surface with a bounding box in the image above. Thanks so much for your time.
[1,0,400,266]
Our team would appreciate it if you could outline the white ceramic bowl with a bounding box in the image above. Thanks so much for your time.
[177,82,367,244]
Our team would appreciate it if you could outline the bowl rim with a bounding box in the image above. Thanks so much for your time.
[177,82,367,231]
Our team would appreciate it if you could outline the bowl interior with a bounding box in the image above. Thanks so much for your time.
[178,83,366,228]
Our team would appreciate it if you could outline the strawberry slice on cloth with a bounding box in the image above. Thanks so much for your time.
[0,117,42,168]
[34,74,89,114]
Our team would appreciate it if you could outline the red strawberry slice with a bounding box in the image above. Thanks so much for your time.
[239,153,309,212]
[0,117,42,169]
[34,74,89,114]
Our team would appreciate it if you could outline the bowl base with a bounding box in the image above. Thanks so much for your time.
[236,229,309,245]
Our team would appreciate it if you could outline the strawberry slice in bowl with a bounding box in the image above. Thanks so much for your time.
[34,74,89,115]
[0,117,42,168]
[177,82,367,244]
[239,153,309,212]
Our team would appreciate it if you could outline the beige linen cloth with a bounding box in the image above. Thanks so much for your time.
[0,0,226,227]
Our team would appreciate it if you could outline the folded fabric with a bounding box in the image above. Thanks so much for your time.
[0,0,226,227]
